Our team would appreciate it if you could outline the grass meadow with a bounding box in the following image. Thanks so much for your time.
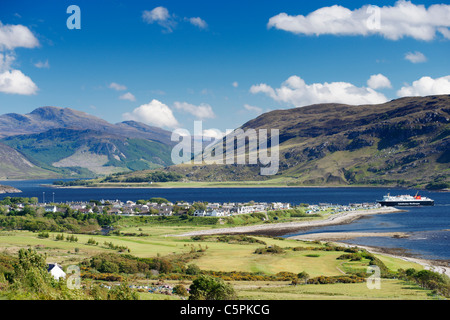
[0,225,438,300]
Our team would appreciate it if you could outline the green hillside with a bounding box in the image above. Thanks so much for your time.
[1,128,173,177]
[104,95,450,189]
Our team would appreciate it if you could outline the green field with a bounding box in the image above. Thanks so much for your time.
[0,224,440,300]
[234,279,434,300]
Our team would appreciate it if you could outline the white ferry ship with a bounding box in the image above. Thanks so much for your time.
[377,193,434,207]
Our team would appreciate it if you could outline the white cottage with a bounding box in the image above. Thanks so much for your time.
[47,263,66,280]
[206,209,225,217]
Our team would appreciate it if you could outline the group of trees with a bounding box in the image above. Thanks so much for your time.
[0,249,88,300]
[0,249,139,300]
[0,204,121,233]
[101,171,184,183]
[398,268,450,297]
[0,197,39,206]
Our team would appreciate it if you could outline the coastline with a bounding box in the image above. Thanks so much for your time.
[170,206,402,237]
[0,185,22,194]
[287,232,450,277]
[170,206,450,278]
[45,182,450,191]
[324,241,450,278]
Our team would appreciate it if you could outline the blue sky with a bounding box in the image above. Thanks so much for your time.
[1,0,450,135]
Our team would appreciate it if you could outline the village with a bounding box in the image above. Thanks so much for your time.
[0,196,381,218]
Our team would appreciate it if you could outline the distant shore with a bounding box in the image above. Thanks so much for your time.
[0,185,22,194]
[46,182,442,190]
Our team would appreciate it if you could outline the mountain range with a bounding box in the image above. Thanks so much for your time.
[124,94,449,188]
[0,107,175,179]
[0,95,449,188]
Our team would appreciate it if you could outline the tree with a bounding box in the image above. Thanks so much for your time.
[10,249,55,299]
[173,284,189,296]
[297,271,310,284]
[192,202,207,211]
[149,197,169,204]
[189,275,236,300]
[186,264,201,275]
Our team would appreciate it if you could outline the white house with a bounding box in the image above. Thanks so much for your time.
[47,263,66,280]
[206,209,225,217]
[193,210,207,217]
[44,205,57,213]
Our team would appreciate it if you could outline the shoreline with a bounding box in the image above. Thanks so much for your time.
[323,241,450,278]
[170,207,402,237]
[47,184,436,190]
[287,232,450,276]
[170,206,450,278]
[46,184,394,189]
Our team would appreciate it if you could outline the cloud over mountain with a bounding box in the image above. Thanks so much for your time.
[123,99,180,129]
[250,75,388,107]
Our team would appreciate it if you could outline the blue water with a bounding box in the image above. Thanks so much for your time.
[1,179,449,261]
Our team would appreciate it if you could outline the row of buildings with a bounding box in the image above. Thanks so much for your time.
[3,198,381,217]
[5,199,292,218]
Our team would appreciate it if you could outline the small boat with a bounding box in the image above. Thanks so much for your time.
[377,192,434,207]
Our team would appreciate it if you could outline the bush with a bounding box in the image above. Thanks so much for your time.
[254,245,285,254]
[107,283,139,300]
[37,232,49,238]
[173,284,189,296]
[186,264,201,275]
[189,275,236,300]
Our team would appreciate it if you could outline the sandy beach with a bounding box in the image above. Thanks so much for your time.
[171,206,402,237]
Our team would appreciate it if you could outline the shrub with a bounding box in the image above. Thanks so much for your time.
[37,232,49,238]
[254,245,285,254]
[189,275,236,300]
[173,284,189,296]
[186,264,201,275]
[107,283,139,300]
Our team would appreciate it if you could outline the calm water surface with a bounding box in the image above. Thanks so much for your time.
[1,179,449,261]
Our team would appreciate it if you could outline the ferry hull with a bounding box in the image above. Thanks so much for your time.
[378,200,434,207]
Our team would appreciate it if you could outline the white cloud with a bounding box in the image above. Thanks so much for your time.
[188,17,207,29]
[142,7,177,32]
[0,69,38,95]
[0,53,15,72]
[397,75,450,97]
[0,22,39,50]
[243,104,263,114]
[438,27,450,39]
[34,60,49,69]
[173,101,215,119]
[267,1,450,41]
[202,129,224,140]
[367,74,392,89]
[109,82,127,91]
[405,51,427,63]
[143,7,207,33]
[0,23,39,95]
[250,75,388,107]
[119,92,136,101]
[232,81,239,88]
[123,99,179,129]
